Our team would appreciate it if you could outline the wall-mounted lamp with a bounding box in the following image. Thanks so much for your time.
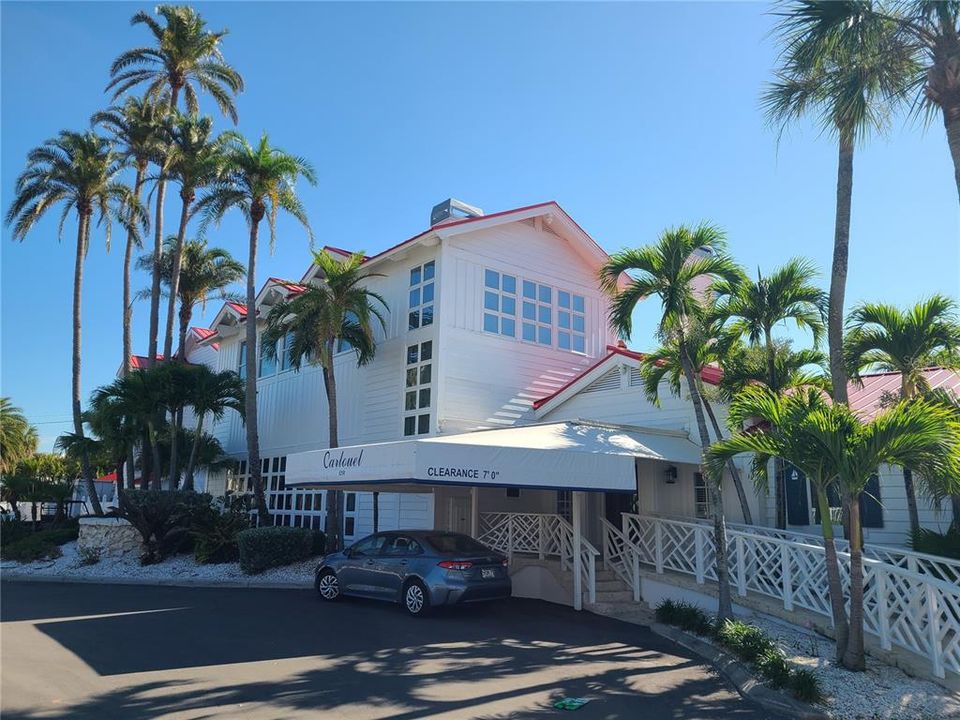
[664,465,678,484]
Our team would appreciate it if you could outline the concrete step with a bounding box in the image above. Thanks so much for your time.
[594,579,629,592]
[591,589,636,603]
[586,600,653,626]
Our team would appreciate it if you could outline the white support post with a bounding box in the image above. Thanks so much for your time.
[781,543,793,611]
[925,583,945,679]
[470,487,479,539]
[654,520,664,574]
[538,514,546,560]
[508,515,514,564]
[632,548,641,601]
[573,491,584,611]
[736,535,747,597]
[694,530,705,584]
[588,551,596,605]
[877,565,891,651]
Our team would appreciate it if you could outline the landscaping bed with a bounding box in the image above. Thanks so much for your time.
[1,540,315,587]
[653,600,960,720]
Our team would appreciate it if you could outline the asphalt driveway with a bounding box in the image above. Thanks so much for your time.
[1,581,781,719]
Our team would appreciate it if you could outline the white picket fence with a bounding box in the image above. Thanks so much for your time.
[603,513,960,681]
[478,512,598,606]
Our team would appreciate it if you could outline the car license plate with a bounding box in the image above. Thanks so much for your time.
[481,568,496,579]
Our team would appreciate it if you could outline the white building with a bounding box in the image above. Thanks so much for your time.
[186,198,955,552]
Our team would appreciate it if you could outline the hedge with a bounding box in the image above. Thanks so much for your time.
[1,525,80,563]
[237,526,313,574]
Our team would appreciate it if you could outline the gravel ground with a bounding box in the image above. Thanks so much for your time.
[0,541,315,586]
[744,613,960,720]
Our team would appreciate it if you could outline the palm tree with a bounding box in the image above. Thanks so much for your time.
[107,4,244,368]
[139,237,244,360]
[713,258,827,527]
[0,398,38,478]
[600,224,742,620]
[86,392,139,497]
[196,132,316,524]
[707,386,960,669]
[6,131,146,515]
[638,321,755,524]
[764,1,916,407]
[183,367,244,492]
[262,250,387,548]
[160,113,226,360]
[91,97,166,376]
[92,370,167,491]
[152,362,199,489]
[718,341,830,400]
[845,294,960,534]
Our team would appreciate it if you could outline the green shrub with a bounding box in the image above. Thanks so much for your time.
[789,668,823,703]
[654,599,713,635]
[0,519,31,548]
[714,619,776,663]
[756,648,791,689]
[311,529,327,556]
[191,505,251,564]
[1,534,63,562]
[237,526,313,574]
[118,490,214,564]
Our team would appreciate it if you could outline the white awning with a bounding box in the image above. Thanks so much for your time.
[285,421,703,492]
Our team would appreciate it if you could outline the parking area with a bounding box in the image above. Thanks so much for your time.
[1,581,780,719]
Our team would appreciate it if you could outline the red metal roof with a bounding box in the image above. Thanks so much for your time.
[267,277,308,295]
[848,368,960,420]
[190,326,220,351]
[129,354,165,369]
[226,301,248,316]
[532,345,723,410]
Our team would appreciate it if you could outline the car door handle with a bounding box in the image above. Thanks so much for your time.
[399,559,408,566]
[365,559,375,566]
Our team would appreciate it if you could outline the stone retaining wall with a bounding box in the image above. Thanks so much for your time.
[78,517,144,560]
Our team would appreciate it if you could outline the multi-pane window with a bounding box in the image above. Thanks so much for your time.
[522,280,553,346]
[280,332,295,371]
[408,261,435,330]
[482,269,517,337]
[258,337,277,377]
[556,490,572,522]
[694,473,709,519]
[557,291,586,353]
[404,340,432,436]
[238,341,247,379]
[256,333,296,377]
[336,311,359,354]
[344,492,357,538]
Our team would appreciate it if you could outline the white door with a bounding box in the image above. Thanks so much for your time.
[447,496,471,534]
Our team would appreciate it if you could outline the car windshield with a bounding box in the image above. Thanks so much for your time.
[426,534,491,555]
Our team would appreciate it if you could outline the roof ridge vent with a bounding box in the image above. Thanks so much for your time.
[431,198,484,226]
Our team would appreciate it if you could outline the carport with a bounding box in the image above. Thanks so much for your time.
[285,420,703,609]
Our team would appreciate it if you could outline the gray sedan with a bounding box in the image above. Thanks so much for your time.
[315,530,512,616]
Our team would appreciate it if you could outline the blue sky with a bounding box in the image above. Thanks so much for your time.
[2,1,958,450]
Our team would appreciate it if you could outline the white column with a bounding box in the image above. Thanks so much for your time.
[573,490,584,611]
[470,486,479,538]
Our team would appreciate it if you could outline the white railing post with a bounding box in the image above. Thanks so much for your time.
[925,583,945,679]
[736,535,747,597]
[539,515,546,560]
[572,492,584,611]
[632,548,641,601]
[588,551,596,604]
[781,543,793,611]
[508,515,514,564]
[877,565,891,651]
[654,520,664,574]
[694,530,704,584]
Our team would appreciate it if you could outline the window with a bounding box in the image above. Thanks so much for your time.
[521,280,553,346]
[506,487,521,498]
[408,261,435,330]
[557,291,586,354]
[336,311,360,354]
[694,473,708,519]
[238,341,247,379]
[404,340,432,436]
[860,473,884,528]
[482,269,517,337]
[280,332,295,371]
[383,535,423,556]
[350,534,388,557]
[556,490,572,522]
[258,337,277,378]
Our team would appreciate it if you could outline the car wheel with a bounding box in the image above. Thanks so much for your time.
[315,569,340,601]
[402,579,430,617]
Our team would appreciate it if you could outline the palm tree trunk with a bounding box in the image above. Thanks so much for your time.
[140,431,151,490]
[148,421,162,491]
[245,219,270,524]
[842,496,867,671]
[115,461,125,503]
[828,131,854,406]
[902,467,920,536]
[127,447,137,490]
[702,395,753,525]
[163,190,192,360]
[182,410,205,492]
[680,340,733,620]
[943,110,960,205]
[168,408,181,491]
[322,347,343,552]
[73,212,104,516]
[764,325,787,529]
[177,302,193,362]
[123,165,145,376]
[816,485,850,662]
[147,177,166,367]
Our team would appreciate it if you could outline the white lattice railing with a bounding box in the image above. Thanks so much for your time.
[606,514,960,681]
[600,517,641,602]
[478,512,598,607]
[650,512,960,585]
